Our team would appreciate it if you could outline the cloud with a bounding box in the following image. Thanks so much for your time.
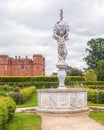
[0,0,104,75]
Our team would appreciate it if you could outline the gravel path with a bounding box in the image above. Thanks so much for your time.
[42,114,104,130]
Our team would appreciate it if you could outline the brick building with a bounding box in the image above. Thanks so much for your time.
[0,54,45,76]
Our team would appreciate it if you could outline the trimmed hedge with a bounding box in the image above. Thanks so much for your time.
[88,89,104,104]
[20,86,36,103]
[0,97,16,130]
[0,76,104,89]
[0,76,58,82]
[0,76,85,82]
[88,89,97,103]
[98,90,104,103]
[10,86,36,104]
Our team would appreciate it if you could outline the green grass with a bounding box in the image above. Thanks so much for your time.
[17,92,38,108]
[88,101,104,107]
[89,112,104,125]
[5,113,41,130]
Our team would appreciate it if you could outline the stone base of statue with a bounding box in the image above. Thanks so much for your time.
[56,62,67,89]
[36,88,89,115]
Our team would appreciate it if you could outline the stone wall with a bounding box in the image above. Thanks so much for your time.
[0,54,45,76]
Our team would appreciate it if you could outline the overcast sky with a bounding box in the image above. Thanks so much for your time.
[0,0,104,75]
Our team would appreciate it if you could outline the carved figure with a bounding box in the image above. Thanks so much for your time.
[53,9,69,64]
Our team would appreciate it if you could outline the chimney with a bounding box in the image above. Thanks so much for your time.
[19,56,20,60]
[15,56,17,59]
[26,55,28,59]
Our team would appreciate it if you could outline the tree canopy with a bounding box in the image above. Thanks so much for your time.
[84,69,97,81]
[96,60,104,81]
[84,38,104,70]
[66,66,83,76]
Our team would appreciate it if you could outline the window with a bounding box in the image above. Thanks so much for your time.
[21,64,24,70]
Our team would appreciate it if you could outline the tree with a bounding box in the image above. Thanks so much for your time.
[84,69,97,81]
[66,66,83,76]
[96,60,104,81]
[84,38,104,70]
[51,72,57,76]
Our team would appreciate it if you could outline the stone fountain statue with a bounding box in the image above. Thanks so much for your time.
[36,10,88,115]
[53,9,69,88]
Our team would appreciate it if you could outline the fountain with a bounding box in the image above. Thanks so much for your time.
[36,10,89,114]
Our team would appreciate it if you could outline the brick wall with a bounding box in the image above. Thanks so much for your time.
[0,54,45,76]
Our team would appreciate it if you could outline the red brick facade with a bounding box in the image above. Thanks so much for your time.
[0,54,45,76]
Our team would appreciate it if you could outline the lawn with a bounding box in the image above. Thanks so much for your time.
[5,113,41,130]
[17,92,38,108]
[89,112,104,125]
[88,101,104,107]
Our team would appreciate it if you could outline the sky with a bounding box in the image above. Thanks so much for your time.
[0,0,104,75]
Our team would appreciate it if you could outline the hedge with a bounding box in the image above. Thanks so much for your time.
[88,89,97,103]
[0,76,58,82]
[0,97,16,130]
[0,76,85,82]
[0,76,104,89]
[98,90,104,103]
[20,86,36,103]
[10,86,36,104]
[88,89,104,104]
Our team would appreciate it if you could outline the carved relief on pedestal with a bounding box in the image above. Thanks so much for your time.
[70,93,77,108]
[57,93,70,108]
[40,93,50,108]
[77,92,85,108]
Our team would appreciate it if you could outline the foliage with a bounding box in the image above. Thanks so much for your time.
[88,89,97,103]
[0,89,6,96]
[84,69,97,81]
[81,81,104,85]
[10,86,36,104]
[51,72,57,76]
[98,90,104,103]
[17,92,37,108]
[34,82,58,88]
[9,92,21,104]
[84,38,104,70]
[66,66,83,76]
[0,76,85,83]
[89,112,104,125]
[5,113,41,130]
[84,85,104,89]
[0,76,85,89]
[96,60,104,81]
[0,97,16,130]
[20,86,36,103]
[88,89,104,104]
[0,76,58,82]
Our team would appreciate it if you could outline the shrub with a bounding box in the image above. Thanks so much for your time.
[10,86,36,104]
[0,89,5,96]
[0,84,13,92]
[0,97,16,130]
[20,86,36,103]
[9,92,21,104]
[98,90,104,103]
[88,89,97,103]
[84,69,97,81]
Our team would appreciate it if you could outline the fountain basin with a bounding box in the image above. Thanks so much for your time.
[36,88,89,114]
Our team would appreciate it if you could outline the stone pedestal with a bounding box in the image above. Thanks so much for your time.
[56,63,67,89]
[36,88,89,114]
